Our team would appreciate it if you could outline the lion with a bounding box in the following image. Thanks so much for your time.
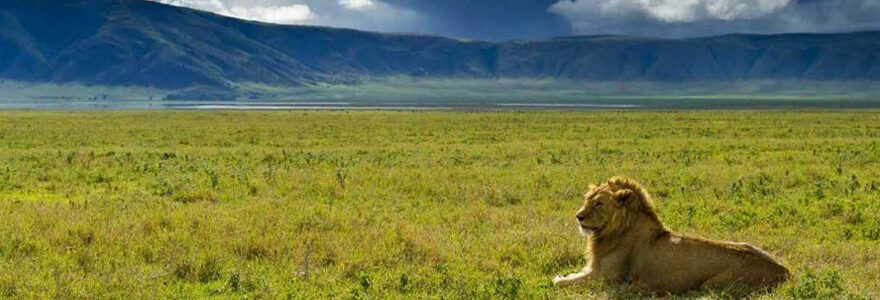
[553,176,790,294]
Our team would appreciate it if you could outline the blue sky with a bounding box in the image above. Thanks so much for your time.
[153,0,880,40]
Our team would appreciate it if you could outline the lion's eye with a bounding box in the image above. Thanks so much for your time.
[594,202,603,208]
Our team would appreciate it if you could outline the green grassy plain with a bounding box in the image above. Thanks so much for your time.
[0,110,878,299]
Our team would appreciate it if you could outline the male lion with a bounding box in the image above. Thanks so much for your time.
[553,177,790,294]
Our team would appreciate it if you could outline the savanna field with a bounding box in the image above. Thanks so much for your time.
[0,110,878,299]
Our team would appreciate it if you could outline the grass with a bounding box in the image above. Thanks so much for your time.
[0,110,878,299]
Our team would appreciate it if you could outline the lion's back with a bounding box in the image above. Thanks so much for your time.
[630,233,790,293]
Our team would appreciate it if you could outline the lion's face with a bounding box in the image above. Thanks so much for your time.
[575,184,632,236]
[576,185,610,235]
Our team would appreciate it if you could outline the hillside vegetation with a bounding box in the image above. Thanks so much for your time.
[0,111,877,298]
[2,78,880,105]
[2,0,880,89]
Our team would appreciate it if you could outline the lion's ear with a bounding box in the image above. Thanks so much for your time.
[588,183,598,190]
[613,189,634,206]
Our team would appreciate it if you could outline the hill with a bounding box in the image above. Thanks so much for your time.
[1,0,879,90]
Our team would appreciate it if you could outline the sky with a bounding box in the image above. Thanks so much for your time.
[153,0,880,40]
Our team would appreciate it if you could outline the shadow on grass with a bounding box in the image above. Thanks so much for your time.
[555,267,868,300]
[583,283,774,300]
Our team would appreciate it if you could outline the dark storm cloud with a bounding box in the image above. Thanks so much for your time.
[153,0,880,40]
[549,0,880,38]
[152,0,570,40]
[380,0,572,40]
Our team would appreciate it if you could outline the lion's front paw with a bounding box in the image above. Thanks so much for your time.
[553,272,588,288]
[553,274,574,287]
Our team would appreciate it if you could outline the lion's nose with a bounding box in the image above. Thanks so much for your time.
[576,215,585,222]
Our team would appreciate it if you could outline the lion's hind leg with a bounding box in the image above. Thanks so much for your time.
[700,269,778,297]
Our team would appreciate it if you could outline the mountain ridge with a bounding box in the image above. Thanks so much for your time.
[1,0,879,89]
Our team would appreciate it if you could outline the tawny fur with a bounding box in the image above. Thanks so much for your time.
[553,176,790,294]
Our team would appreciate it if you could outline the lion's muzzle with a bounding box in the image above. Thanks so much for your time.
[579,225,597,236]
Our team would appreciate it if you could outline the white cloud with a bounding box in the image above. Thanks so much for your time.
[151,0,425,32]
[158,0,226,13]
[339,0,374,10]
[227,5,313,24]
[551,0,791,23]
[155,0,314,24]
